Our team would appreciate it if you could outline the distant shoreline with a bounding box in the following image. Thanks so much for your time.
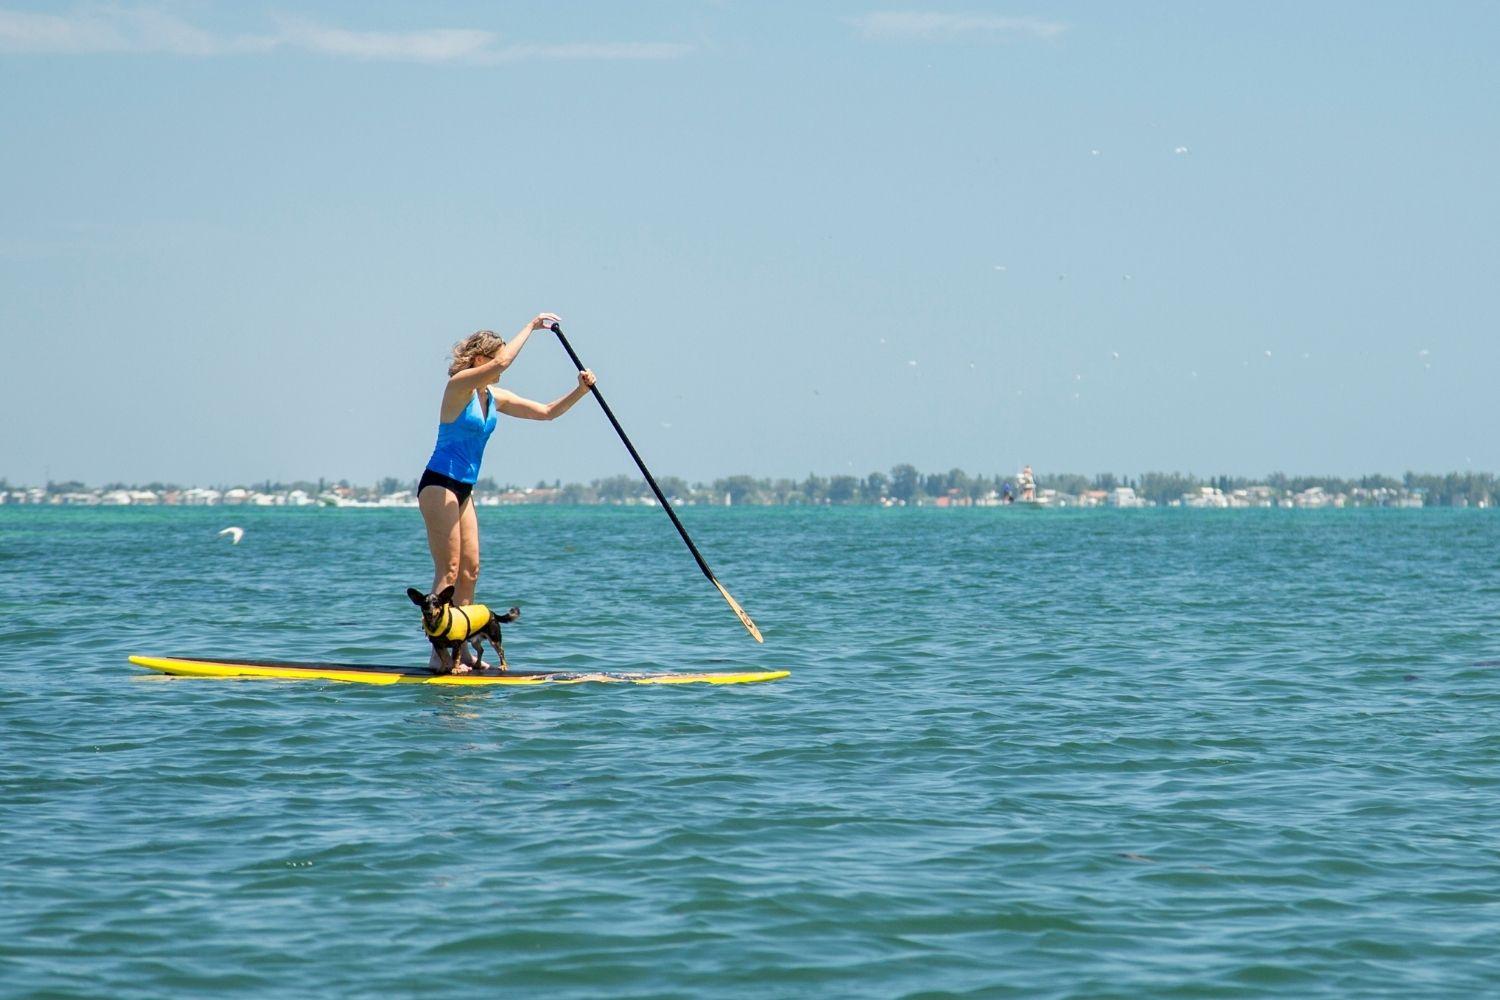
[5,467,1496,510]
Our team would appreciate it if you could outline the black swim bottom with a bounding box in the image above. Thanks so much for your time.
[418,468,474,506]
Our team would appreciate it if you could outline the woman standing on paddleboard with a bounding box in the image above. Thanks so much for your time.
[418,313,595,668]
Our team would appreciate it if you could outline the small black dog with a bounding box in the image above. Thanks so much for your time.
[406,585,520,675]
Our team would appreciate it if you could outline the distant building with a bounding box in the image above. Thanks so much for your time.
[1182,486,1229,508]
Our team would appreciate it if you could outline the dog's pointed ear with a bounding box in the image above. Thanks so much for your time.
[407,588,425,606]
[438,585,456,606]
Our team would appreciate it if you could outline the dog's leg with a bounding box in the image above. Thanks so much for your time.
[479,621,505,673]
[468,636,487,673]
[447,641,472,674]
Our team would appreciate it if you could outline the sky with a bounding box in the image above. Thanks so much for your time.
[1,1,1497,487]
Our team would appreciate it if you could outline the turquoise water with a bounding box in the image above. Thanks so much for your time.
[3,506,1498,997]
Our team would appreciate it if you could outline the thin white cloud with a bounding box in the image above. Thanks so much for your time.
[0,7,116,53]
[273,16,499,63]
[124,8,261,56]
[851,11,1066,41]
[0,6,691,62]
[0,7,268,54]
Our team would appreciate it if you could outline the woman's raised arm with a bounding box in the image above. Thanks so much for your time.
[447,312,559,393]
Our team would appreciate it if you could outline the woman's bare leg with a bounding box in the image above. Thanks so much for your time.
[455,498,481,606]
[419,486,464,593]
[453,499,483,668]
[419,486,464,670]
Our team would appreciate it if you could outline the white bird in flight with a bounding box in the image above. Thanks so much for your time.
[218,526,244,545]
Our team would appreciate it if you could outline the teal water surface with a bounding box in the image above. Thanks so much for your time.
[2,506,1498,998]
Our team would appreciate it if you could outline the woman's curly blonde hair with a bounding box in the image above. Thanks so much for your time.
[448,330,507,377]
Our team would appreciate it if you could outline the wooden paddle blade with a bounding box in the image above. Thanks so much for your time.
[714,578,763,643]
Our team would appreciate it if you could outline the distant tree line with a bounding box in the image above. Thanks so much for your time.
[21,468,1499,507]
[1119,471,1498,507]
[464,467,1498,507]
[1017,471,1497,507]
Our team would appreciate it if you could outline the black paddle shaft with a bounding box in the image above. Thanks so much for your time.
[549,323,718,584]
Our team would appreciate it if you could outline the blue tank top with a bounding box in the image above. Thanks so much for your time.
[425,390,498,484]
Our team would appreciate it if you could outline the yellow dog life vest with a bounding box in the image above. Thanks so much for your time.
[424,604,494,641]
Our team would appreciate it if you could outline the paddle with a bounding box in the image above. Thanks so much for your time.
[548,322,763,643]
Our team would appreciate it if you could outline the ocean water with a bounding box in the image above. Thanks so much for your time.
[2,505,1498,998]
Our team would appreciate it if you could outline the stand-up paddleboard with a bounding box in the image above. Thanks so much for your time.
[128,655,788,686]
